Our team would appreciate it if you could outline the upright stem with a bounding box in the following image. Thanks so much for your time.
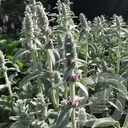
[30,40,42,93]
[123,115,128,128]
[116,31,121,74]
[70,70,76,128]
[2,63,13,97]
[84,33,88,77]
[47,52,59,110]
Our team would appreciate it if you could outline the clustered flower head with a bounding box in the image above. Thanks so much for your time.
[79,13,91,32]
[57,34,64,49]
[67,96,79,108]
[36,4,49,31]
[64,32,77,61]
[22,10,34,39]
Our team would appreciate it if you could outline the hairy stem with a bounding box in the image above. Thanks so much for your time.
[47,53,59,110]
[2,63,13,97]
[70,70,76,128]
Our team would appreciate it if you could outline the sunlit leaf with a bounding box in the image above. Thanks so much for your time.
[92,117,120,128]
[75,82,89,99]
[118,72,128,83]
[0,100,12,108]
[0,84,7,90]
[52,48,60,70]
[63,68,71,81]
[48,49,55,66]
[12,49,29,64]
[19,71,43,88]
[105,79,128,99]
[121,56,128,62]
[108,98,123,112]
[56,107,73,128]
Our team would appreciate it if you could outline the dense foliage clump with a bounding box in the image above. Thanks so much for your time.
[0,0,128,128]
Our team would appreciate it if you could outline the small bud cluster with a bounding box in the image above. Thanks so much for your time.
[64,32,77,61]
[22,10,34,39]
[54,71,61,83]
[57,35,64,49]
[67,96,79,108]
[79,13,91,33]
[45,39,54,49]
[66,71,80,82]
[36,4,49,31]
[34,93,48,120]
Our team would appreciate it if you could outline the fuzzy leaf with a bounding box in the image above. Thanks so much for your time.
[108,98,123,112]
[0,100,12,108]
[63,68,71,81]
[19,71,43,88]
[121,56,128,62]
[122,109,128,115]
[10,122,20,128]
[12,49,29,64]
[56,107,73,128]
[51,30,65,35]
[92,117,120,128]
[75,82,89,99]
[105,79,128,99]
[52,48,60,70]
[0,84,7,90]
[89,43,98,56]
[48,49,56,66]
[118,72,128,83]
[49,81,65,92]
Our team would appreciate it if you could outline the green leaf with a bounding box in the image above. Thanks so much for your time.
[49,81,65,92]
[122,109,128,115]
[108,98,123,112]
[19,71,43,88]
[0,100,12,108]
[121,56,128,62]
[118,72,128,83]
[52,48,60,70]
[92,117,120,128]
[48,49,56,66]
[0,84,7,90]
[63,68,71,81]
[51,30,65,35]
[89,43,98,56]
[75,82,89,99]
[56,107,73,128]
[10,121,20,128]
[12,49,29,64]
[105,79,128,99]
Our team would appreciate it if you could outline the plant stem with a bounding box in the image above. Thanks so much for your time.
[30,41,42,93]
[84,34,88,77]
[2,63,13,97]
[70,70,76,128]
[47,52,58,110]
[123,115,128,128]
[116,31,121,74]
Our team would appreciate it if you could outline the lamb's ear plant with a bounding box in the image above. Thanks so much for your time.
[1,0,128,128]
